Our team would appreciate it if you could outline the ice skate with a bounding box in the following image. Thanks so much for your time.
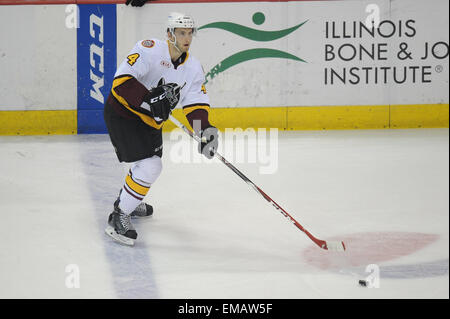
[105,206,138,246]
[114,196,153,218]
[114,190,153,218]
[130,202,153,218]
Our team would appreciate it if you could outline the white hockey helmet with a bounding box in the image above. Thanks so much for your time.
[167,12,197,36]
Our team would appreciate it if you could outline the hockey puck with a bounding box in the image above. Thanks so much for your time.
[358,280,368,287]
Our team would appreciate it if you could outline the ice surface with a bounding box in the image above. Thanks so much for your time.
[0,129,448,298]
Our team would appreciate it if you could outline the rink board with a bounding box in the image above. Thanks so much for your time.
[0,0,448,134]
[1,104,448,135]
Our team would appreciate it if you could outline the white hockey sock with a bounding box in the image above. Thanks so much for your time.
[117,156,162,214]
[119,186,143,215]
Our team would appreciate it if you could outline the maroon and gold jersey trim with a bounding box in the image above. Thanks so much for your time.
[111,76,164,130]
[182,104,210,116]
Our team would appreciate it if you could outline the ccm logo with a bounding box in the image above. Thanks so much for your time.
[89,14,104,103]
[150,93,167,104]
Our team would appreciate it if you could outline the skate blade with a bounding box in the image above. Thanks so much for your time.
[105,226,135,246]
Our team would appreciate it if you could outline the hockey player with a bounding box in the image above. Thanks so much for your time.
[104,12,218,246]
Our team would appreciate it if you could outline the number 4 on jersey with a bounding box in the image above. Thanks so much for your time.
[127,53,140,66]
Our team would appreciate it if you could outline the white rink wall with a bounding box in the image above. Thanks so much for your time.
[0,0,448,112]
[118,0,449,108]
[0,0,448,135]
[0,5,77,111]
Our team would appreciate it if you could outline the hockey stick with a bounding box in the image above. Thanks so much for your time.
[169,115,346,252]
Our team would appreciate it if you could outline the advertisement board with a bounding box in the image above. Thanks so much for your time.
[0,0,448,134]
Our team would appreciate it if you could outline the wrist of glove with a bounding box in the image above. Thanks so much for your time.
[198,126,219,159]
[143,83,181,121]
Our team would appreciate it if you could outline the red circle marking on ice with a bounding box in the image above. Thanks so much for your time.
[302,232,439,270]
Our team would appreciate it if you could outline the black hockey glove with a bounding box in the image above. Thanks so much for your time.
[198,126,219,159]
[143,83,181,121]
[126,0,153,7]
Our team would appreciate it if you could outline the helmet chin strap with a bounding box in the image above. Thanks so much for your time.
[174,43,183,55]
[169,31,183,55]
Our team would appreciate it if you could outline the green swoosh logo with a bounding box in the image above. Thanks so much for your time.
[205,48,306,84]
[198,20,308,42]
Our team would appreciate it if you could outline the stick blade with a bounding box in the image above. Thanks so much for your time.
[325,240,346,252]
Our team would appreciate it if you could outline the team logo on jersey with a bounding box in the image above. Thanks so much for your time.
[160,60,171,68]
[141,40,155,48]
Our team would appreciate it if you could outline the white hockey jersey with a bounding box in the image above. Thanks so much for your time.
[111,39,210,129]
